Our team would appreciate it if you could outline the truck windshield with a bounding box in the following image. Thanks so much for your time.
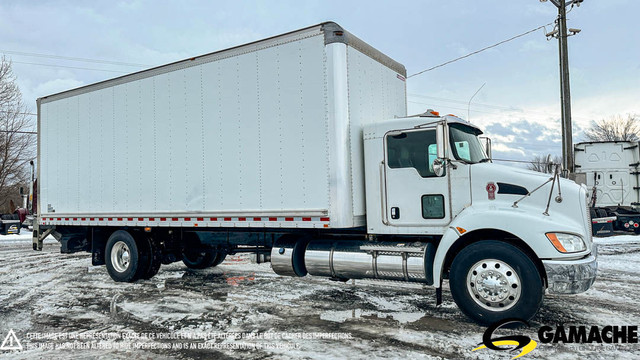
[449,123,488,164]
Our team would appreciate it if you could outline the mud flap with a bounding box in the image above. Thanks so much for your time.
[92,236,107,265]
[60,235,90,253]
[591,216,615,237]
[424,242,437,286]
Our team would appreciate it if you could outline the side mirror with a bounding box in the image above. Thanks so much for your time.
[432,158,445,177]
[436,122,447,159]
[480,136,492,159]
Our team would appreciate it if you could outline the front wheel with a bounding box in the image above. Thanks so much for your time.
[449,240,544,324]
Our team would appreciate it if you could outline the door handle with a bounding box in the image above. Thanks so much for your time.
[380,162,389,225]
[391,207,400,220]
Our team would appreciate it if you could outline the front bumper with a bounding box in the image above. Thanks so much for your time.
[543,245,598,294]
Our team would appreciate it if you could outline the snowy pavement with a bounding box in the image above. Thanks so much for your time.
[1,233,640,359]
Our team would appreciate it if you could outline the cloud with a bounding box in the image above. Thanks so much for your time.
[482,118,560,162]
[519,39,548,53]
[446,42,470,57]
[452,87,640,165]
[34,78,85,99]
[0,0,637,172]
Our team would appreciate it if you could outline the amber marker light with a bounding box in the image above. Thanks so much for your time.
[546,233,567,252]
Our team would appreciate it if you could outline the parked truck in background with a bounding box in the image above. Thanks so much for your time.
[575,141,640,235]
[33,22,597,324]
[0,162,36,234]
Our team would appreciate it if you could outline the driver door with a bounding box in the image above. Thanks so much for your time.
[384,128,451,229]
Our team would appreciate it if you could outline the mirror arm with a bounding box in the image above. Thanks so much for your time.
[447,159,458,170]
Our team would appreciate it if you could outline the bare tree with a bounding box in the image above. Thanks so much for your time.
[528,154,562,174]
[584,114,640,142]
[0,56,34,213]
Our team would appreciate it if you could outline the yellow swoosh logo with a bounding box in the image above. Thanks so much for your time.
[472,340,538,359]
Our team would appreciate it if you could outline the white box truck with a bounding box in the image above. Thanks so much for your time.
[575,141,640,234]
[34,22,597,324]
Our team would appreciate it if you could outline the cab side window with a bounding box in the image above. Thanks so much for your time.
[386,130,437,178]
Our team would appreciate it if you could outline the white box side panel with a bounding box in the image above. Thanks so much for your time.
[346,46,407,216]
[41,97,78,214]
[183,65,206,211]
[325,43,354,228]
[82,91,99,213]
[113,83,129,211]
[138,77,156,212]
[101,87,117,212]
[40,34,330,216]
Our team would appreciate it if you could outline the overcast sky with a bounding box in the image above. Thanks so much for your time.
[2,0,638,164]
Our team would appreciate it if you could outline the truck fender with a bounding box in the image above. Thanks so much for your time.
[431,207,584,286]
[432,227,460,287]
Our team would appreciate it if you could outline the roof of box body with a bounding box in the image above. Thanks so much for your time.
[575,141,637,146]
[38,22,406,104]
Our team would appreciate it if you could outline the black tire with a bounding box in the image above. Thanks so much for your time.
[137,235,162,280]
[181,232,223,269]
[596,209,608,218]
[211,252,227,267]
[105,230,143,282]
[182,247,222,269]
[449,240,543,325]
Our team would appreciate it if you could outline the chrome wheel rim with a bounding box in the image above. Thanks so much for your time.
[467,259,521,311]
[111,241,131,273]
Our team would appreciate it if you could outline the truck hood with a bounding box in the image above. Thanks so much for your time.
[468,163,592,251]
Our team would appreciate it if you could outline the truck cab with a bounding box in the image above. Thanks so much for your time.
[362,111,597,323]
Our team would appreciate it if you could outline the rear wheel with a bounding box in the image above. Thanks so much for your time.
[137,235,162,280]
[449,240,543,324]
[182,232,225,269]
[211,252,227,267]
[106,230,142,282]
[182,248,224,269]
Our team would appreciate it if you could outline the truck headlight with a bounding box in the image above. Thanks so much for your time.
[545,233,586,253]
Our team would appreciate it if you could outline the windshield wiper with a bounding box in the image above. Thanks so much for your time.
[479,158,491,163]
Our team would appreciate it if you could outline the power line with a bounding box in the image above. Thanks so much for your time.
[407,22,553,79]
[409,93,521,111]
[1,49,149,67]
[407,98,593,122]
[11,61,128,73]
[408,99,544,118]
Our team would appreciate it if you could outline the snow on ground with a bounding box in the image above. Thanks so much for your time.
[0,233,639,359]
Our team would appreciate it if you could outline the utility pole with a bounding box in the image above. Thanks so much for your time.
[542,0,582,177]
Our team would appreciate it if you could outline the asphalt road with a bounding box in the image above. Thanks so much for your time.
[1,234,639,359]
